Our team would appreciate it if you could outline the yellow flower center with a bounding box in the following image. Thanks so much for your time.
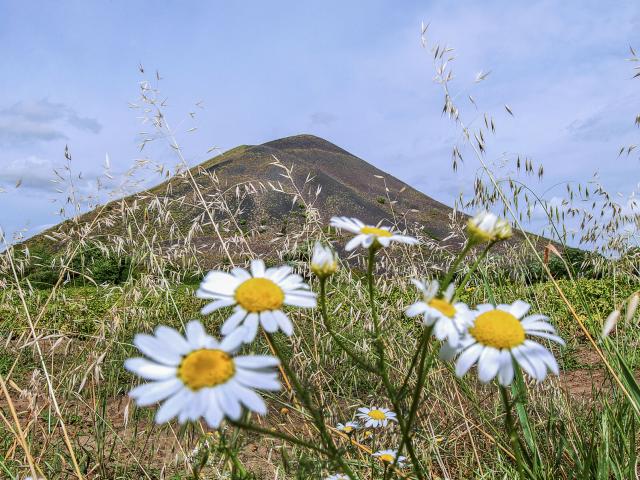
[428,298,456,317]
[342,426,353,433]
[360,226,393,237]
[178,349,235,390]
[235,277,284,312]
[368,409,387,420]
[468,310,525,349]
[379,454,395,463]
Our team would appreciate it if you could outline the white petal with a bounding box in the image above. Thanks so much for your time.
[129,378,183,405]
[125,358,177,380]
[405,302,428,318]
[217,384,242,420]
[272,310,294,336]
[204,392,224,428]
[243,314,260,343]
[284,292,317,308]
[133,334,182,366]
[201,298,235,315]
[185,320,209,349]
[221,308,247,336]
[498,352,515,386]
[455,343,483,377]
[509,300,531,319]
[260,310,279,333]
[234,355,280,369]
[231,267,252,281]
[155,389,191,424]
[219,327,247,352]
[250,259,266,278]
[230,381,268,415]
[345,235,365,251]
[154,326,191,355]
[267,266,292,283]
[235,369,281,390]
[477,347,501,383]
[439,341,459,362]
[198,271,241,296]
[526,330,565,345]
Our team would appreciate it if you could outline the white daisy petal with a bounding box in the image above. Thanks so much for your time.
[477,347,501,383]
[456,343,483,377]
[285,292,317,308]
[260,310,279,333]
[345,235,365,251]
[185,320,209,349]
[272,310,294,336]
[220,308,247,336]
[204,392,224,428]
[498,352,515,386]
[509,300,531,319]
[129,378,183,405]
[219,327,248,352]
[235,369,281,390]
[133,334,182,366]
[243,314,260,343]
[201,298,236,315]
[154,326,192,355]
[125,358,177,380]
[250,259,266,278]
[234,355,281,369]
[155,389,191,424]
[405,302,428,318]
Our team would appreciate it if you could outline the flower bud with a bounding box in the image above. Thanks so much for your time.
[310,242,338,278]
[467,211,512,243]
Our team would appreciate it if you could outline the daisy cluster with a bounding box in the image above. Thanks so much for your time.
[122,211,563,454]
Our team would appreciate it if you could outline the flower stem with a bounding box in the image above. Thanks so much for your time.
[229,419,329,455]
[367,246,387,374]
[454,242,495,298]
[265,332,358,479]
[440,241,474,292]
[499,384,525,479]
[319,278,376,373]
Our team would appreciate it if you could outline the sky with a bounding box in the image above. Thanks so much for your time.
[1,0,639,244]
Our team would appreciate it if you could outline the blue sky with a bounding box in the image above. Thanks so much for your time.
[1,1,639,243]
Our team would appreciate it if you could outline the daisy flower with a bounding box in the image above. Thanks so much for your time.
[373,449,407,467]
[311,241,338,278]
[405,279,473,351]
[325,474,349,480]
[455,301,564,386]
[329,216,418,251]
[196,259,316,343]
[466,211,512,243]
[336,421,359,434]
[124,321,280,428]
[356,406,397,428]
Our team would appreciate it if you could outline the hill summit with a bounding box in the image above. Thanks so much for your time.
[28,134,456,259]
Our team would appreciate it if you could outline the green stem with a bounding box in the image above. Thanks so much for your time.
[229,419,329,455]
[367,247,387,374]
[265,332,358,480]
[454,242,495,298]
[367,246,425,479]
[320,278,376,373]
[440,241,474,291]
[499,384,525,479]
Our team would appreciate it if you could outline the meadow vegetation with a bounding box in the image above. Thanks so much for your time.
[0,26,639,480]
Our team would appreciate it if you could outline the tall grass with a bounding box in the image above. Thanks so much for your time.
[0,27,639,480]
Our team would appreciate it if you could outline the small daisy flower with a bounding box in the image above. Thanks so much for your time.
[356,406,397,428]
[311,241,338,278]
[336,421,360,434]
[325,474,349,480]
[467,211,512,243]
[373,449,407,467]
[329,216,418,251]
[455,301,564,385]
[125,321,281,428]
[405,279,473,351]
[197,259,316,343]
